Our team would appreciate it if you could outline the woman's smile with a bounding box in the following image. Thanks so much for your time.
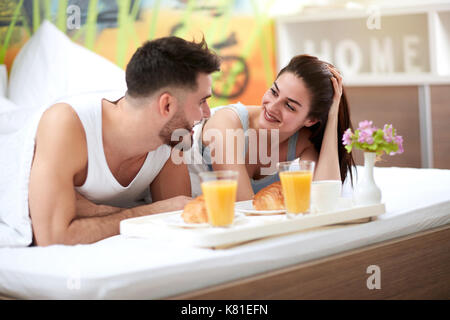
[263,106,281,123]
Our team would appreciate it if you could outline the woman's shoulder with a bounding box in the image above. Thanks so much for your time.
[201,104,249,151]
[246,105,262,118]
[206,103,256,130]
[206,106,242,130]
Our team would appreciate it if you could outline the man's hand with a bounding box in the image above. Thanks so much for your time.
[136,195,192,216]
[156,195,192,211]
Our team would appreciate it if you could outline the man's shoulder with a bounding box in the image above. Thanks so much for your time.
[36,103,87,161]
[38,103,84,135]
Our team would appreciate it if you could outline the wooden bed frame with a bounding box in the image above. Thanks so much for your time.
[170,224,450,299]
[1,224,448,300]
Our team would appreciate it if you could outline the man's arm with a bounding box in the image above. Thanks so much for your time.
[29,104,189,246]
[75,192,122,218]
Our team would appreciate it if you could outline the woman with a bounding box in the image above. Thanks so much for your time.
[151,54,356,202]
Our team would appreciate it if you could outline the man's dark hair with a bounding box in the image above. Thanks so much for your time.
[125,36,221,98]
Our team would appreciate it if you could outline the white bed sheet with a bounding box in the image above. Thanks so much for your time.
[0,166,449,299]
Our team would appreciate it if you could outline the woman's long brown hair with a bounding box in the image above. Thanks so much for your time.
[277,54,356,184]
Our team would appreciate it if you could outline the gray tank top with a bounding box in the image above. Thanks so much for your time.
[202,103,299,194]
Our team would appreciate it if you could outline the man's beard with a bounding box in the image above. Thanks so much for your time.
[159,108,194,149]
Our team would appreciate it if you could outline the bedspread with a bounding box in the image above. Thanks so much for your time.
[0,167,449,299]
[0,107,43,247]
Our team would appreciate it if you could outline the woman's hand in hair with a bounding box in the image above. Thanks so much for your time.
[328,66,343,119]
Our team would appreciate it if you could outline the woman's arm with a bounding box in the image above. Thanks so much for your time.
[310,67,343,181]
[203,108,255,201]
[150,149,192,202]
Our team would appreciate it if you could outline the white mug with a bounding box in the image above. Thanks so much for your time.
[311,180,342,213]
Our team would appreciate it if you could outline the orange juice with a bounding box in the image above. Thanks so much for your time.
[279,171,313,214]
[201,180,238,226]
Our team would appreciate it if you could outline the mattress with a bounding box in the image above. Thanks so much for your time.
[0,166,449,299]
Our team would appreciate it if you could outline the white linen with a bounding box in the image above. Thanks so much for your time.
[0,96,17,113]
[0,166,449,299]
[0,108,42,247]
[0,97,43,247]
[0,65,7,98]
[8,20,126,110]
[0,97,39,134]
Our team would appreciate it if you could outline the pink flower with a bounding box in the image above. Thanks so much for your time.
[344,120,404,156]
[358,130,374,144]
[390,135,404,155]
[342,128,353,145]
[394,135,403,144]
[358,120,377,137]
[383,124,393,143]
[358,120,373,130]
[394,135,404,154]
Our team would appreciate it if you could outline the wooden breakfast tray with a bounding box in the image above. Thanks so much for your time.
[120,198,385,249]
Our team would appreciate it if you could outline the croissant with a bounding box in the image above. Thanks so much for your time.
[181,195,209,224]
[252,181,285,211]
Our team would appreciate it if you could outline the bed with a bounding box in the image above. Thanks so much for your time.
[0,166,449,299]
[1,22,449,300]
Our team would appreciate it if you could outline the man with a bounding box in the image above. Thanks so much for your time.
[29,36,221,246]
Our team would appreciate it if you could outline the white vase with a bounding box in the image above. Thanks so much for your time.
[352,152,382,206]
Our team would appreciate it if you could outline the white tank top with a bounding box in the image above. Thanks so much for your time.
[57,91,171,208]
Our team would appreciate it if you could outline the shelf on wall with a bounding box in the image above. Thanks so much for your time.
[343,74,450,86]
[274,2,450,86]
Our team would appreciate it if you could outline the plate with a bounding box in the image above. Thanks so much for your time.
[235,200,286,215]
[163,212,245,229]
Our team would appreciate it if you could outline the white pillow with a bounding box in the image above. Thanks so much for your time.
[0,96,16,113]
[8,20,127,109]
[0,97,38,134]
[0,65,7,97]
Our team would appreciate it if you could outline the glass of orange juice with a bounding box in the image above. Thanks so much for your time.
[277,160,315,218]
[199,170,238,227]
